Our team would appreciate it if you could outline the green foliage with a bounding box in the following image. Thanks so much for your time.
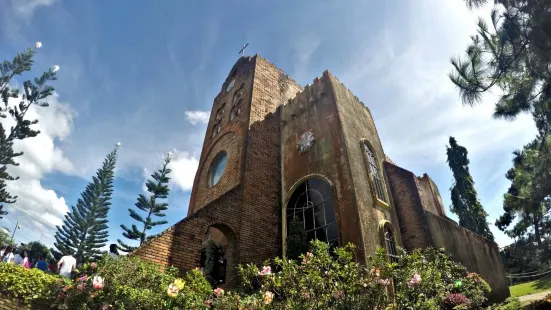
[496,137,551,245]
[285,216,308,260]
[54,145,119,263]
[446,137,494,240]
[486,297,522,310]
[56,255,212,310]
[20,240,52,261]
[119,153,172,252]
[1,242,498,309]
[450,0,551,135]
[0,228,15,246]
[0,262,69,305]
[0,44,58,218]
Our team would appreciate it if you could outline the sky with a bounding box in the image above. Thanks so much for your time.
[0,0,537,250]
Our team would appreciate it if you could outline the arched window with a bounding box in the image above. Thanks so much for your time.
[286,178,339,251]
[362,143,388,203]
[383,224,397,263]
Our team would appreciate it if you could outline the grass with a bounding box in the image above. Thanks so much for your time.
[510,274,551,297]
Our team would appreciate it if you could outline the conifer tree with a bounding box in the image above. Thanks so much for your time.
[118,152,172,252]
[0,42,59,218]
[446,137,494,241]
[54,143,119,263]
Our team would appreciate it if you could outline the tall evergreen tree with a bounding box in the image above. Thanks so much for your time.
[496,137,551,246]
[449,0,551,142]
[0,43,59,218]
[54,143,119,263]
[118,152,172,252]
[446,137,495,241]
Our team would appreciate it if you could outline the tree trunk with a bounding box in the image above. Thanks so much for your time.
[534,217,543,247]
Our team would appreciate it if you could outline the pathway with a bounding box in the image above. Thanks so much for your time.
[519,290,551,304]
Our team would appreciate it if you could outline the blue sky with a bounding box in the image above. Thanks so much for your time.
[0,0,537,249]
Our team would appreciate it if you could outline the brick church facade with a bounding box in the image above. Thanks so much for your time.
[133,55,510,302]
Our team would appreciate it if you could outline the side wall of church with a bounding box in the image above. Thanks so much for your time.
[237,56,302,264]
[328,73,403,259]
[425,212,510,302]
[384,162,435,250]
[417,174,446,217]
[280,72,364,260]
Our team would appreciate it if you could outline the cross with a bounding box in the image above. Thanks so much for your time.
[239,43,249,57]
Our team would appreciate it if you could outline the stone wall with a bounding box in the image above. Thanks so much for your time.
[425,211,510,302]
[384,161,510,303]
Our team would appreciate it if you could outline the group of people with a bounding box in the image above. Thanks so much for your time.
[0,245,50,271]
[1,243,120,278]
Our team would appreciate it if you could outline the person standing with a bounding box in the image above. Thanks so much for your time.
[57,253,76,278]
[108,244,119,260]
[34,256,48,271]
[0,245,6,257]
[1,246,14,263]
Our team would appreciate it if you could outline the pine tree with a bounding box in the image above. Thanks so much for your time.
[450,0,551,143]
[446,137,494,241]
[54,143,119,263]
[118,152,172,252]
[0,42,58,217]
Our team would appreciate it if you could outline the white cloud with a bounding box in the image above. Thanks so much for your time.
[1,92,74,247]
[139,150,199,194]
[9,0,57,17]
[184,111,210,125]
[337,0,534,246]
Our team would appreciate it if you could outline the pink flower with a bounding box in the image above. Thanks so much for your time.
[77,283,86,290]
[258,266,272,276]
[407,273,421,287]
[213,287,224,297]
[204,300,212,307]
[78,275,88,282]
[92,276,104,290]
[264,291,274,304]
[377,278,391,286]
[90,262,97,269]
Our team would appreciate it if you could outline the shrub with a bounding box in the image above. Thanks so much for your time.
[0,262,69,305]
[56,255,212,310]
[525,293,551,310]
[486,297,522,310]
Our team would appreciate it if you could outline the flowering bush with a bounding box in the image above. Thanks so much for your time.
[0,262,70,305]
[0,242,510,309]
[56,255,212,310]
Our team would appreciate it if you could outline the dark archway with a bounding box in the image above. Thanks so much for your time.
[285,177,339,258]
[200,223,237,288]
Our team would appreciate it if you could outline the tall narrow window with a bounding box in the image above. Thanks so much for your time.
[363,143,387,203]
[286,178,339,252]
[383,225,398,263]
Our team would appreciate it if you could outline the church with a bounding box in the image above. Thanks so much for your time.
[133,55,510,302]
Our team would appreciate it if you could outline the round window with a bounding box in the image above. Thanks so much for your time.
[209,151,228,186]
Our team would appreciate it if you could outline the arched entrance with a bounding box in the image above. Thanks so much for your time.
[200,222,237,287]
[284,176,339,259]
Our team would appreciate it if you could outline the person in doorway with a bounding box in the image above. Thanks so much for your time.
[1,246,14,263]
[108,244,119,259]
[34,256,48,271]
[57,253,76,278]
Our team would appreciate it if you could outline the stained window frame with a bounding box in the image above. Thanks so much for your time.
[284,177,339,254]
[208,151,228,187]
[361,140,389,206]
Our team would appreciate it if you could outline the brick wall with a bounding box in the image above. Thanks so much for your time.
[417,174,446,216]
[383,162,434,250]
[238,56,302,264]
